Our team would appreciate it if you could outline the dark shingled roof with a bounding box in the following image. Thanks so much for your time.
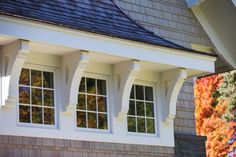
[0,0,215,56]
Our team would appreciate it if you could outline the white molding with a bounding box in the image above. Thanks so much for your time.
[0,16,216,73]
[1,40,30,107]
[62,51,89,113]
[161,68,187,123]
[114,60,140,118]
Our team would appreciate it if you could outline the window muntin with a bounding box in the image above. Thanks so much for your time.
[19,68,55,125]
[76,77,108,130]
[127,84,156,134]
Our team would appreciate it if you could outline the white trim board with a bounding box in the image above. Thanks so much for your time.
[0,16,216,73]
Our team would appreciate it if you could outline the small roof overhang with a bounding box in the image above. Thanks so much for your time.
[0,15,216,75]
[186,0,236,71]
[0,0,216,75]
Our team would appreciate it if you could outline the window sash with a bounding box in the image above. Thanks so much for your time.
[18,64,57,128]
[76,73,110,132]
[127,83,157,135]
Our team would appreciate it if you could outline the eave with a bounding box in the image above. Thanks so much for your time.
[0,15,216,73]
[186,0,236,70]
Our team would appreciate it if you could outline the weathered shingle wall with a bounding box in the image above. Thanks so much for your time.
[114,0,212,49]
[0,135,175,157]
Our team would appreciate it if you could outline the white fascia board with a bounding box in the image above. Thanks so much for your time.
[0,16,216,73]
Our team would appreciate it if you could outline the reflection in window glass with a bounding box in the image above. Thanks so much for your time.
[19,68,30,85]
[77,77,108,130]
[19,68,55,125]
[19,105,30,123]
[127,84,156,134]
[43,71,54,88]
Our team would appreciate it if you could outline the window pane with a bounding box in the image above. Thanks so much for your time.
[97,96,107,112]
[145,86,153,101]
[79,77,85,92]
[146,103,154,117]
[135,85,144,100]
[43,72,53,88]
[32,107,42,124]
[44,108,54,125]
[98,113,108,129]
[97,79,106,95]
[43,90,54,107]
[128,100,135,115]
[31,70,42,87]
[77,94,86,110]
[19,68,30,85]
[88,112,97,128]
[87,95,96,111]
[77,111,86,128]
[19,87,30,104]
[137,118,145,133]
[32,88,42,105]
[127,117,136,132]
[147,119,155,134]
[130,85,135,99]
[86,78,96,94]
[19,105,30,123]
[136,101,145,116]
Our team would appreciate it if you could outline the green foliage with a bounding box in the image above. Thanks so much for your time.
[213,71,236,121]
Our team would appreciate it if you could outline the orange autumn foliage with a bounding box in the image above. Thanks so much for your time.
[194,74,236,157]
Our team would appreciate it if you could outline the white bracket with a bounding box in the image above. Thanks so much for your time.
[62,50,89,113]
[114,60,140,118]
[161,68,187,123]
[1,40,30,107]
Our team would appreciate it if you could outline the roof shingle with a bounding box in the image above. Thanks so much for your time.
[0,0,215,56]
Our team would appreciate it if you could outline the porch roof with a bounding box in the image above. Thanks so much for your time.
[0,0,215,57]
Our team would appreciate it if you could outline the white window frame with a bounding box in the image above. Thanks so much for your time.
[126,80,158,137]
[17,63,58,129]
[75,72,111,133]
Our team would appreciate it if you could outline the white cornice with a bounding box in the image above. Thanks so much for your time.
[0,16,216,73]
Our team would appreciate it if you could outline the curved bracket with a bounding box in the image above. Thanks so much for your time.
[161,68,187,123]
[62,50,89,113]
[114,60,140,118]
[1,40,30,107]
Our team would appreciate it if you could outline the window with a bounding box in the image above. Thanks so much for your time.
[18,68,55,125]
[127,84,156,134]
[76,76,108,130]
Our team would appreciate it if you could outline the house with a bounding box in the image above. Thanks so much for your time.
[0,0,220,156]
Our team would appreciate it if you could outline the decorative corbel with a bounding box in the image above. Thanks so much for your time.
[1,40,30,107]
[161,68,187,123]
[114,60,140,119]
[62,50,89,113]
